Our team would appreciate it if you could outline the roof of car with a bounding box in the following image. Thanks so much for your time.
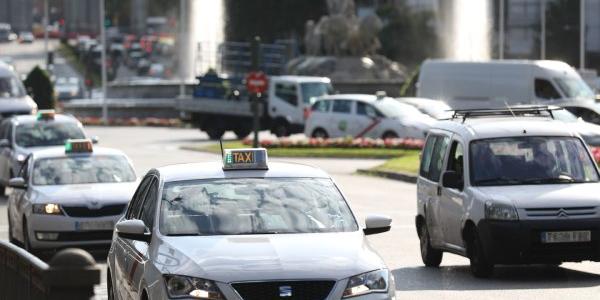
[433,117,580,141]
[156,161,331,182]
[31,146,130,160]
[11,114,80,125]
[316,94,381,102]
[0,62,15,76]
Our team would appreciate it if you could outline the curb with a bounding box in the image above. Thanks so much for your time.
[356,169,418,183]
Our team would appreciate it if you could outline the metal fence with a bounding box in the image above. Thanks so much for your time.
[0,241,101,300]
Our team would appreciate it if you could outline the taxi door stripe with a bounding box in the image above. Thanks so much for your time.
[355,118,381,138]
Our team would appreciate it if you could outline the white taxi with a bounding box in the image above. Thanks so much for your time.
[107,148,395,300]
[7,139,138,254]
[416,106,600,278]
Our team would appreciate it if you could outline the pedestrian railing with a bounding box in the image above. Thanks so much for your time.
[0,240,101,300]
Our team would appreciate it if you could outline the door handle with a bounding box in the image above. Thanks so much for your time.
[437,186,442,196]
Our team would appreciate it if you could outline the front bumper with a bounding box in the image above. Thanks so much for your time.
[477,218,600,264]
[27,213,121,249]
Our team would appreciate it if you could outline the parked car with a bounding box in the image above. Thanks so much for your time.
[397,97,453,120]
[304,94,435,139]
[18,31,34,43]
[54,77,84,100]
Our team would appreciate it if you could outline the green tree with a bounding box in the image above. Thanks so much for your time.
[376,1,438,68]
[224,0,328,42]
[24,66,55,110]
[546,0,580,67]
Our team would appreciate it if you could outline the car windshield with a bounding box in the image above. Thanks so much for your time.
[32,155,136,185]
[375,99,423,118]
[0,76,25,98]
[554,77,594,100]
[470,136,599,186]
[301,82,333,104]
[160,177,358,236]
[15,122,86,147]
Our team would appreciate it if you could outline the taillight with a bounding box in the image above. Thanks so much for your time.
[303,107,312,120]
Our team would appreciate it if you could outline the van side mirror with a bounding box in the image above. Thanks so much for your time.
[442,170,463,190]
[8,177,26,189]
[363,214,392,235]
[0,139,10,148]
[116,219,151,243]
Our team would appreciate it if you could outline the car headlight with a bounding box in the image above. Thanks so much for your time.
[32,203,63,215]
[343,269,389,298]
[485,201,518,221]
[164,275,223,299]
[16,154,27,162]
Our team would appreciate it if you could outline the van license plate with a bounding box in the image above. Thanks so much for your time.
[541,231,591,243]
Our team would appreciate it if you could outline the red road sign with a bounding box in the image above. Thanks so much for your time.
[245,72,268,94]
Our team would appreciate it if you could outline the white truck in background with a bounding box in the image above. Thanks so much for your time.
[417,59,600,124]
[177,76,333,139]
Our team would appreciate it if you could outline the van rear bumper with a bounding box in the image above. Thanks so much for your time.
[477,218,600,264]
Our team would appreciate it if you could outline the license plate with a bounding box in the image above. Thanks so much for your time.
[74,220,114,231]
[540,230,591,243]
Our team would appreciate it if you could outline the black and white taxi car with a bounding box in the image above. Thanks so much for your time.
[416,106,600,278]
[107,148,395,300]
[7,139,138,254]
[0,110,92,195]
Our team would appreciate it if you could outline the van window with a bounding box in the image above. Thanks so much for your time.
[332,100,352,114]
[312,100,331,113]
[420,135,450,181]
[446,141,464,184]
[275,83,298,106]
[565,107,600,124]
[535,79,561,100]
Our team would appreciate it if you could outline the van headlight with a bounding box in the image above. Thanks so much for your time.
[164,275,223,299]
[485,201,518,221]
[342,269,389,298]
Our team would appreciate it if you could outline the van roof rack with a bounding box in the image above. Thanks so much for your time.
[451,105,561,123]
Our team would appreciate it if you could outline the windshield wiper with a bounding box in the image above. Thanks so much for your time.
[475,177,522,186]
[236,231,283,235]
[520,176,575,184]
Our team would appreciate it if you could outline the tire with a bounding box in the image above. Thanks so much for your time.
[468,230,494,278]
[205,128,225,140]
[0,184,5,197]
[311,128,329,139]
[7,210,15,244]
[273,120,290,137]
[382,131,398,140]
[107,270,116,300]
[23,218,35,255]
[233,128,251,139]
[419,222,443,267]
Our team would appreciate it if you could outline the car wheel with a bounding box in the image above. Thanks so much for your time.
[233,127,251,139]
[468,230,494,278]
[382,131,398,140]
[0,184,5,197]
[311,128,329,139]
[7,210,15,244]
[273,120,290,137]
[419,222,443,267]
[22,219,35,255]
[205,128,225,140]
[107,270,116,300]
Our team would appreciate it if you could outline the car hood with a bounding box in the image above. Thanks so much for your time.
[155,231,385,283]
[475,183,600,208]
[0,96,36,112]
[31,182,137,206]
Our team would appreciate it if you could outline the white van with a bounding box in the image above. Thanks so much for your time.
[417,60,600,123]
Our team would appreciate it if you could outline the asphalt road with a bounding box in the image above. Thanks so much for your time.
[2,126,600,299]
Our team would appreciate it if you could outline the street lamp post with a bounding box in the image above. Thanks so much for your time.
[499,0,505,60]
[43,0,49,68]
[540,0,546,60]
[179,0,186,98]
[580,0,586,70]
[100,0,108,122]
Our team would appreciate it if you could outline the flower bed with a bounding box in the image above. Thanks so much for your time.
[242,137,425,150]
[77,117,182,127]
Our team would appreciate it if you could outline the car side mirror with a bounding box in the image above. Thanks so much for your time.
[442,170,463,190]
[91,136,100,144]
[0,139,11,148]
[363,214,392,235]
[116,219,151,243]
[8,177,26,189]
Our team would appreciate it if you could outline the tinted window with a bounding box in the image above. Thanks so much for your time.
[420,135,450,181]
[447,141,464,184]
[126,176,152,219]
[300,82,333,104]
[15,122,86,147]
[0,76,25,98]
[140,179,158,229]
[275,83,298,106]
[356,102,381,118]
[312,100,331,112]
[535,79,561,100]
[332,100,352,114]
[160,178,358,236]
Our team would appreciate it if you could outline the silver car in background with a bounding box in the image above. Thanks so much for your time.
[0,61,37,117]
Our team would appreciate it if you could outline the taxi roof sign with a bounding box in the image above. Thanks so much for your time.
[37,109,55,120]
[65,139,93,153]
[223,148,268,170]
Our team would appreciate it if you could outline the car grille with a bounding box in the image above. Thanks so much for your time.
[56,230,113,241]
[62,204,126,217]
[524,207,596,219]
[231,281,335,300]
